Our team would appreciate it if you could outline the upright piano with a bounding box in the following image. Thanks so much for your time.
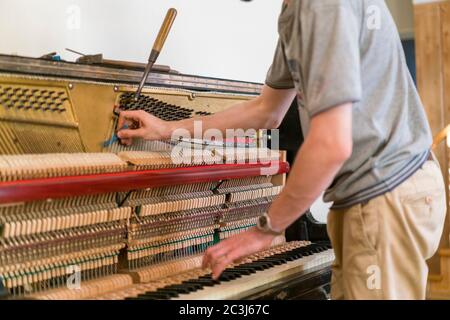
[0,54,332,300]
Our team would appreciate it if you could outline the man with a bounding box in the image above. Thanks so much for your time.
[118,0,446,299]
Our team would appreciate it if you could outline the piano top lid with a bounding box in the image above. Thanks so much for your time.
[0,54,262,95]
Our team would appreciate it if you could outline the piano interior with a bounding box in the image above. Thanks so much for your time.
[0,55,332,300]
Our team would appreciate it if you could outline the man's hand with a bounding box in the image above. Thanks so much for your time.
[117,110,171,145]
[202,227,276,280]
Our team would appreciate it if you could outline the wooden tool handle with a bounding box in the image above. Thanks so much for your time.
[151,8,177,57]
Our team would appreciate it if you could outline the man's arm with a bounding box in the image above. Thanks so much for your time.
[202,103,353,279]
[266,103,352,231]
[117,85,297,144]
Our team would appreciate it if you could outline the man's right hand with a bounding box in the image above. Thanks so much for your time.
[117,110,171,145]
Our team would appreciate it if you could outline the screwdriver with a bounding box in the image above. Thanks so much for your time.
[135,8,178,100]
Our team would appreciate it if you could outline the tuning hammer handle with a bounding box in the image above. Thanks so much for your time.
[150,8,177,61]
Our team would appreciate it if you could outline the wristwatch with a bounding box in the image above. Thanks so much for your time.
[256,213,283,236]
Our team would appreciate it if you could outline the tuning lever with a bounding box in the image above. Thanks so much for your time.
[135,8,178,99]
[152,8,177,56]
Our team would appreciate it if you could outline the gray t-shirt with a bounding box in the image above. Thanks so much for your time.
[266,0,432,209]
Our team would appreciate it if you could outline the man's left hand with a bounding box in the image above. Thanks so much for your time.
[202,227,276,280]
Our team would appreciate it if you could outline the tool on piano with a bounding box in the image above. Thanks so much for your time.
[103,124,132,148]
[135,8,177,100]
[113,8,177,146]
[64,48,174,73]
[65,48,104,65]
[40,52,61,62]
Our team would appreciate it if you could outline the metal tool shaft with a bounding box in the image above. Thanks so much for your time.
[135,8,177,100]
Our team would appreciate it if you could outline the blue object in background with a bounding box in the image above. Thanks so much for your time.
[102,124,129,147]
[402,39,416,85]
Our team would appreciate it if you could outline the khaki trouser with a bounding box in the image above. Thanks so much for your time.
[327,160,447,300]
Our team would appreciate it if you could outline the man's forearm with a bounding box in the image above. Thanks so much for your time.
[117,86,296,142]
[201,103,352,279]
[165,97,270,139]
[268,138,348,231]
[162,86,296,139]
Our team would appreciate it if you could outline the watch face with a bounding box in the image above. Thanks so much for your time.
[259,216,268,228]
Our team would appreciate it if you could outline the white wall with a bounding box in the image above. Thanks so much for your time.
[0,0,280,83]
